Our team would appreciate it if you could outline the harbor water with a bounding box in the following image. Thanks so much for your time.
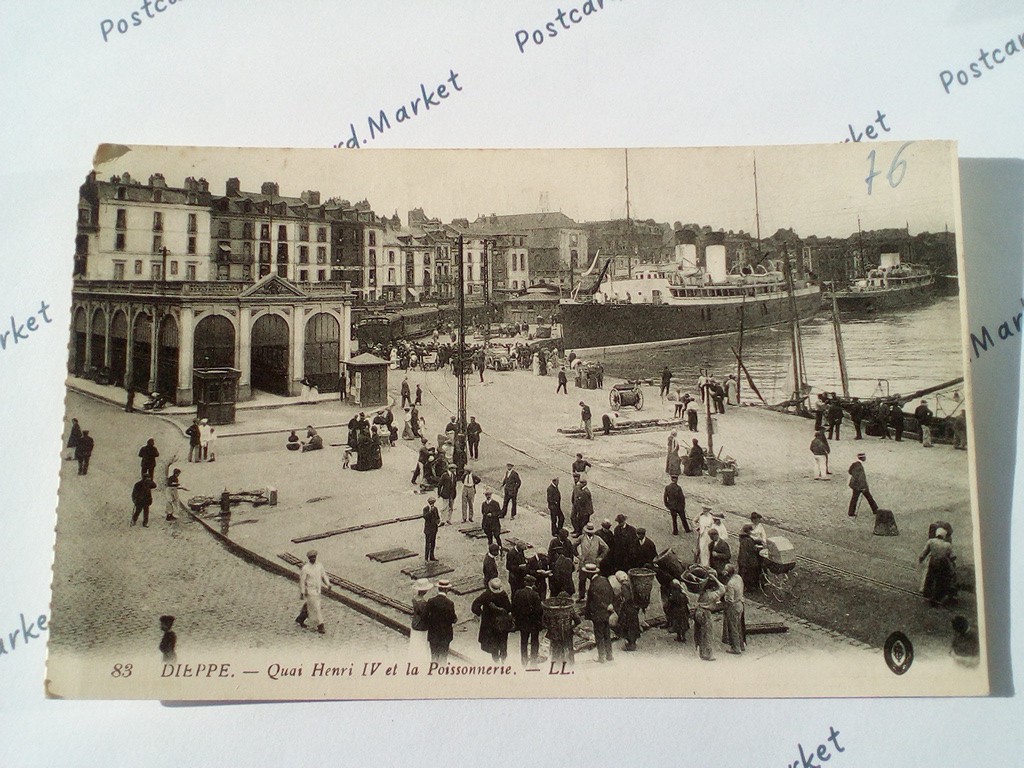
[588,296,966,406]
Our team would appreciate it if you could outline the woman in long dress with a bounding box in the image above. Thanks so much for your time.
[666,430,682,476]
[614,571,642,651]
[471,579,513,662]
[693,573,725,661]
[919,528,956,606]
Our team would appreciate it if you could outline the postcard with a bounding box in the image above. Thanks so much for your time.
[46,142,986,699]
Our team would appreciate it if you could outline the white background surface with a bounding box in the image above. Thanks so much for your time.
[1,1,1022,764]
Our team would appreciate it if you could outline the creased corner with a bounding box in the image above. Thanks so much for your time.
[93,143,132,168]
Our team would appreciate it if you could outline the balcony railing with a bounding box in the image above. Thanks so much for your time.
[72,279,353,297]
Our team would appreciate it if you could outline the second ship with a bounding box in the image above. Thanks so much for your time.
[556,238,821,353]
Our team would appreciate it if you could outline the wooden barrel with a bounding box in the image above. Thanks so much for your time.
[653,548,685,580]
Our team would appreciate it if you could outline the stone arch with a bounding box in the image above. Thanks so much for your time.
[71,305,87,375]
[251,312,291,396]
[156,314,179,399]
[109,309,129,386]
[131,311,153,391]
[89,307,107,374]
[303,312,340,392]
[193,313,236,369]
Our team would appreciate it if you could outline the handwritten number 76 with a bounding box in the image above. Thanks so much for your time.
[865,142,912,195]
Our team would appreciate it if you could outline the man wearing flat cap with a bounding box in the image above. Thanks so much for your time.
[571,477,594,535]
[664,474,691,535]
[547,477,564,536]
[501,462,521,520]
[512,573,544,666]
[423,497,441,562]
[296,549,330,634]
[583,564,615,662]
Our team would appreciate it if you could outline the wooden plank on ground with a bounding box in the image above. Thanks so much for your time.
[292,513,421,543]
[401,561,455,579]
[448,575,486,596]
[366,547,418,563]
[746,622,789,635]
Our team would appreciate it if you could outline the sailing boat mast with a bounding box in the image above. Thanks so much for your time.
[624,148,632,278]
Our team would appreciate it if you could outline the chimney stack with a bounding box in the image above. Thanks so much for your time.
[226,178,241,196]
[148,173,167,189]
[300,190,321,205]
[261,181,280,197]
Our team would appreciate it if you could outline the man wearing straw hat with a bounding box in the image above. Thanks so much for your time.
[409,578,433,663]
[575,523,608,600]
[425,580,457,663]
[296,549,330,634]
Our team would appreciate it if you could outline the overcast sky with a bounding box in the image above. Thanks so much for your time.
[94,142,960,239]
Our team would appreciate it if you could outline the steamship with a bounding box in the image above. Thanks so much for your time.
[829,253,936,313]
[557,246,821,352]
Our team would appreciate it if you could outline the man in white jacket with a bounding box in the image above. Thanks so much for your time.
[296,549,330,634]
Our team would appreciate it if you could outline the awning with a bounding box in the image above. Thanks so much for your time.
[218,243,231,252]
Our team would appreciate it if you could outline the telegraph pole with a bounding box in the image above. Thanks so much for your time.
[456,234,467,430]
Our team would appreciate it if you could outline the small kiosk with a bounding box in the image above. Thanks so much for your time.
[344,353,389,408]
[193,367,241,425]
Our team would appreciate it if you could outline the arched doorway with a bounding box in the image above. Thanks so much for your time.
[193,314,236,369]
[156,315,179,399]
[71,307,87,375]
[90,308,107,374]
[110,311,129,387]
[131,312,152,391]
[251,313,290,395]
[303,312,340,392]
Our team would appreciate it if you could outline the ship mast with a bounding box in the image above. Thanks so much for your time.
[625,148,632,278]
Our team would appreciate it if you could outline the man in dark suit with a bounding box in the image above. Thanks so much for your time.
[664,474,691,534]
[583,565,615,663]
[524,548,550,601]
[424,579,457,663]
[571,479,594,535]
[483,543,500,589]
[634,528,658,569]
[422,497,440,562]
[466,416,482,459]
[612,513,638,573]
[76,430,95,475]
[546,477,563,535]
[130,476,156,527]
[512,575,544,666]
[501,463,521,519]
[556,367,568,394]
[481,491,503,550]
[506,541,528,595]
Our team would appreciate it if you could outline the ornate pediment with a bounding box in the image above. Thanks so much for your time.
[240,274,307,298]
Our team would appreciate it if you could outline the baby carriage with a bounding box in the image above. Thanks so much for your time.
[758,536,797,601]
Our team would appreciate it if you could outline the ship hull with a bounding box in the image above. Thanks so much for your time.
[557,287,821,352]
[833,280,937,314]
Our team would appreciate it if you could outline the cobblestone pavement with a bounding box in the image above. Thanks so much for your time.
[59,363,982,668]
[49,393,406,659]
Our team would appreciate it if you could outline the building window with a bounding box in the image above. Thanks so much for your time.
[278,224,287,241]
[299,246,309,264]
[218,221,230,238]
[78,208,90,224]
[259,243,271,262]
[134,260,143,275]
[317,246,326,264]
[277,243,288,261]
[299,269,308,282]
[317,227,327,243]
[387,268,395,283]
[243,242,252,258]
[115,209,127,230]
[242,264,252,279]
[277,264,288,278]
[170,261,179,276]
[113,262,125,280]
[260,224,270,240]
[424,253,431,266]
[115,233,126,251]
[299,224,309,241]
[318,269,326,281]
[153,189,162,203]
[151,263,163,280]
[188,213,197,233]
[186,264,197,280]
[368,249,376,266]
[152,235,163,254]
[153,211,163,231]
[368,231,376,246]
[117,187,126,200]
[187,236,196,255]
[243,222,253,240]
[218,265,229,280]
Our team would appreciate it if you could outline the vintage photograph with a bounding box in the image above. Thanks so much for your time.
[46,143,987,699]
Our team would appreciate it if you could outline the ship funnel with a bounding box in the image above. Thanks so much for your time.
[675,243,698,269]
[879,252,900,269]
[706,244,727,283]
